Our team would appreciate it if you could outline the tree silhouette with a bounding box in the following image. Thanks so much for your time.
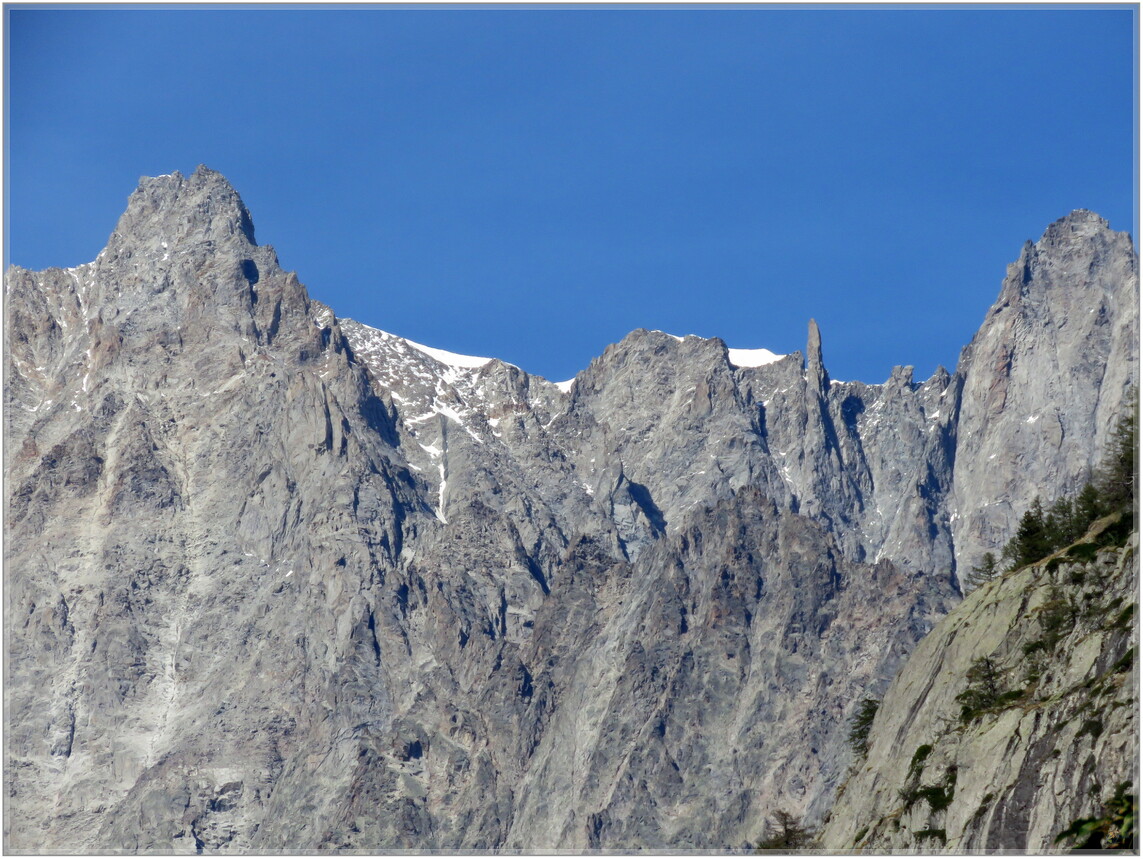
[756,810,812,851]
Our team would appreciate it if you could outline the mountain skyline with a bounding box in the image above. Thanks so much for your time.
[7,6,1136,385]
[4,164,1134,852]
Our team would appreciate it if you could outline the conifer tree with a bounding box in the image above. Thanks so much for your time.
[847,698,879,757]
[966,552,998,591]
[1074,482,1104,533]
[1098,391,1137,516]
[756,811,812,851]
[1002,498,1050,570]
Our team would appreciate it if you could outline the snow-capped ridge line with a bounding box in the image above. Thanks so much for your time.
[346,318,787,382]
[403,337,493,370]
[343,319,494,371]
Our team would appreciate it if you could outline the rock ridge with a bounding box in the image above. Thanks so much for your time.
[3,169,1136,851]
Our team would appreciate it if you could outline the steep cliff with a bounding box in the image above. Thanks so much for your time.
[951,210,1139,576]
[819,517,1137,853]
[4,168,1135,851]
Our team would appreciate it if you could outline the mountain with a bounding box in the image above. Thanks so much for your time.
[4,166,1136,852]
[951,210,1138,576]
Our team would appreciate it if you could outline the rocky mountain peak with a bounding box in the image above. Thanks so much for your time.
[1006,210,1124,286]
[950,205,1137,577]
[1041,207,1115,242]
[104,164,256,260]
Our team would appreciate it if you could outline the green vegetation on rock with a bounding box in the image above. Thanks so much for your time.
[847,698,880,759]
[1056,781,1137,851]
[969,394,1137,590]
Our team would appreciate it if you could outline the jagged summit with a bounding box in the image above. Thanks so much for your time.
[1006,209,1130,286]
[1049,209,1130,251]
[38,168,1133,394]
[108,164,257,255]
[1046,207,1116,235]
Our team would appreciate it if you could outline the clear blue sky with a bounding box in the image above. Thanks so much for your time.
[6,6,1137,384]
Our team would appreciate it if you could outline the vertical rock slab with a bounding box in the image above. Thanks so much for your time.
[952,211,1138,578]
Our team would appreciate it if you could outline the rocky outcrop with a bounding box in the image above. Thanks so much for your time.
[5,168,422,852]
[951,210,1139,576]
[4,168,1135,851]
[819,518,1137,853]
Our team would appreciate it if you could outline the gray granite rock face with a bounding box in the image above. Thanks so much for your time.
[819,523,1137,853]
[4,168,1135,851]
[951,210,1139,577]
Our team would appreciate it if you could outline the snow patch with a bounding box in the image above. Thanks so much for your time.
[436,463,448,523]
[313,306,334,328]
[404,337,492,369]
[727,347,785,368]
[434,403,466,425]
[555,379,575,394]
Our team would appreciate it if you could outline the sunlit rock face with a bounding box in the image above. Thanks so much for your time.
[950,209,1139,576]
[819,527,1137,854]
[4,168,1134,851]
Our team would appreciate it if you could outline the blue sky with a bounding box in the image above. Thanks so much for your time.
[6,6,1137,384]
